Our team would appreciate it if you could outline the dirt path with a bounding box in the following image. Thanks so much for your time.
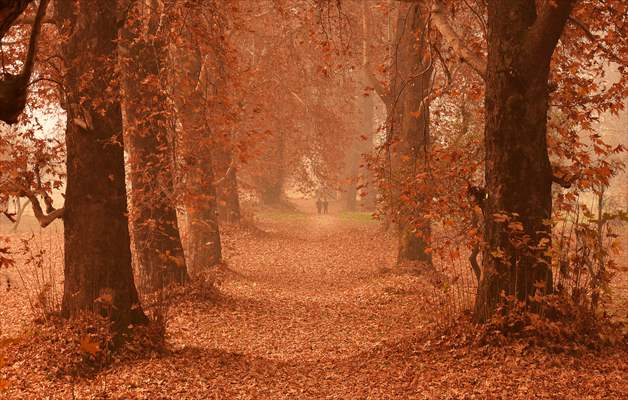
[3,209,627,399]
[168,211,424,363]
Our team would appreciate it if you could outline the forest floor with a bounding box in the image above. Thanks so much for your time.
[1,201,627,399]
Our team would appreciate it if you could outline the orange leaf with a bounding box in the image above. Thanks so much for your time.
[80,336,100,356]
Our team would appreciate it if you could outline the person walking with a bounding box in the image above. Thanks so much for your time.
[316,198,322,214]
[322,198,328,214]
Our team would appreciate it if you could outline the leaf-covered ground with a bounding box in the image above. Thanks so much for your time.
[1,206,627,399]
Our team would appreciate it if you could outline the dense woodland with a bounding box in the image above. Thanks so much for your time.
[0,0,627,398]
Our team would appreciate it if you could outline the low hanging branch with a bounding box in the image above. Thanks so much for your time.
[22,189,63,228]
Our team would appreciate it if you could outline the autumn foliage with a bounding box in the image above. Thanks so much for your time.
[0,0,626,397]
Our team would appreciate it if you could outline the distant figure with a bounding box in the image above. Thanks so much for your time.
[322,198,328,214]
[316,198,322,214]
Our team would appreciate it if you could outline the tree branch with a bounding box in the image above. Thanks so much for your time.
[0,0,33,39]
[524,0,577,67]
[429,1,486,80]
[23,190,63,228]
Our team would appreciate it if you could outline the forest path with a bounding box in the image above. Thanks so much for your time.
[9,204,626,399]
[169,203,427,364]
[86,204,445,398]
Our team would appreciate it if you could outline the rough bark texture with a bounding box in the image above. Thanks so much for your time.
[391,2,432,264]
[56,0,146,327]
[119,3,187,291]
[171,22,222,273]
[474,0,575,321]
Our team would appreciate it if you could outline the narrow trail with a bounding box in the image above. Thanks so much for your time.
[169,209,424,363]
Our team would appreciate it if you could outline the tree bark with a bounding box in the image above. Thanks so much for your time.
[171,24,222,273]
[56,0,146,328]
[474,0,575,321]
[391,2,432,265]
[119,2,187,291]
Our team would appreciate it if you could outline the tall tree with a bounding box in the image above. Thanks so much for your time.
[474,0,576,321]
[171,7,222,271]
[390,2,433,264]
[119,0,188,291]
[56,0,146,327]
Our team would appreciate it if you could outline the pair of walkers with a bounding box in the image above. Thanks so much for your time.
[316,198,328,214]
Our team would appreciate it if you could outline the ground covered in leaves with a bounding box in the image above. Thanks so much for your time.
[1,204,627,399]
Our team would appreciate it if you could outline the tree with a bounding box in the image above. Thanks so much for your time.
[389,1,433,264]
[170,6,223,271]
[56,0,146,327]
[474,0,576,321]
[118,0,188,291]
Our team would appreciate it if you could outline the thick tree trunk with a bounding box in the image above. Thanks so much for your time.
[119,4,187,291]
[391,2,432,265]
[474,0,575,321]
[57,0,146,328]
[171,34,222,273]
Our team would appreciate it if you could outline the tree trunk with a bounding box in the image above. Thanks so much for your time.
[391,2,432,265]
[118,2,187,291]
[214,144,241,223]
[258,132,286,206]
[474,0,575,321]
[343,146,359,212]
[171,30,222,273]
[56,0,146,328]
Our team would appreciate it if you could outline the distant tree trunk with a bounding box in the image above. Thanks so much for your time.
[171,21,222,272]
[474,0,575,321]
[261,181,284,205]
[118,2,187,291]
[214,144,241,223]
[391,2,432,265]
[56,0,146,328]
[342,146,359,211]
[259,132,286,206]
[357,72,376,211]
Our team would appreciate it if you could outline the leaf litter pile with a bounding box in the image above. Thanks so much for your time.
[0,212,627,399]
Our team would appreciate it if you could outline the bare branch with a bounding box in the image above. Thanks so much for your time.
[23,190,63,228]
[429,1,486,80]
